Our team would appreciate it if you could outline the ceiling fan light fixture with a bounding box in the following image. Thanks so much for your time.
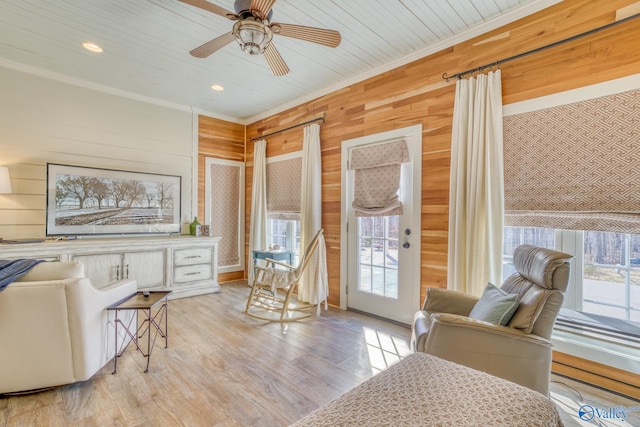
[232,20,273,55]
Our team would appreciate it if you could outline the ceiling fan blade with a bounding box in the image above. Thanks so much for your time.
[190,32,236,58]
[179,0,237,20]
[272,23,341,48]
[264,43,289,76]
[250,0,277,19]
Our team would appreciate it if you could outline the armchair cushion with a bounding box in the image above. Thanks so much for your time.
[510,244,572,290]
[509,286,558,334]
[423,287,478,316]
[468,283,520,325]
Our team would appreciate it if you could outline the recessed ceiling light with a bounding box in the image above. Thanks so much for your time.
[211,84,224,91]
[82,42,103,53]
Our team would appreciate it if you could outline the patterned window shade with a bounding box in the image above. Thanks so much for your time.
[208,161,243,269]
[503,89,640,233]
[267,156,302,220]
[349,139,409,217]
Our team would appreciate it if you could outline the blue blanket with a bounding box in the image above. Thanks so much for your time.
[0,259,45,291]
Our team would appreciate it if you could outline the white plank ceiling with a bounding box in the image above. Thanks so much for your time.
[0,0,557,122]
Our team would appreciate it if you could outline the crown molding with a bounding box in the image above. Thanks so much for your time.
[0,57,243,124]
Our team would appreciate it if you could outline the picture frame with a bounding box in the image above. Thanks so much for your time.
[46,163,181,236]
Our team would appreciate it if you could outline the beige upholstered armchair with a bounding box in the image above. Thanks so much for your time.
[411,245,572,396]
[0,261,136,394]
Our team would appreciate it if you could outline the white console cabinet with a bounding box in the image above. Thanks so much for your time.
[0,236,221,298]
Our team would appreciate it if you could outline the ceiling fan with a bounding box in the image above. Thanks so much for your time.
[179,0,342,76]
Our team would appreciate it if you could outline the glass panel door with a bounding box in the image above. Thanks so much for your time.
[342,125,422,325]
[358,216,399,298]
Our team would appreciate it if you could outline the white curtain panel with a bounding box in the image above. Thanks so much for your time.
[249,139,268,285]
[447,70,504,296]
[299,123,328,312]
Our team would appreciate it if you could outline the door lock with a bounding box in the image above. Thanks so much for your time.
[403,242,410,249]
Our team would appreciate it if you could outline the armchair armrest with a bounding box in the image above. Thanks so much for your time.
[430,313,552,347]
[422,287,479,316]
[66,278,137,380]
[100,278,137,293]
[425,313,554,395]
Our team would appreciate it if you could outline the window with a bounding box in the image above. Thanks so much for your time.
[582,231,640,323]
[265,152,303,267]
[268,219,300,265]
[358,215,399,298]
[503,227,556,278]
[503,227,640,345]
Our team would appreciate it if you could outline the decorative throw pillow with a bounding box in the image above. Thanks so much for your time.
[469,283,520,326]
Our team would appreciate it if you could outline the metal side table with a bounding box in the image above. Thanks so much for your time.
[108,290,171,373]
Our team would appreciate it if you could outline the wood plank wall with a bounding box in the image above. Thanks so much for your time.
[245,0,640,305]
[196,0,640,395]
[239,0,640,396]
[553,351,640,399]
[197,115,245,282]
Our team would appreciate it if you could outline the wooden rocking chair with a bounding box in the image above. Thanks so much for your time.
[244,229,324,322]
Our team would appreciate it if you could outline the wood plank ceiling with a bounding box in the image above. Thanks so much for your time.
[0,0,556,122]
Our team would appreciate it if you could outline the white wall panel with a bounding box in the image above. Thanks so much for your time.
[0,67,194,239]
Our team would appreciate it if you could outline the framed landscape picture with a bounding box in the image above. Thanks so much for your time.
[46,163,181,236]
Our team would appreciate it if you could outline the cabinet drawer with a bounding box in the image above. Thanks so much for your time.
[174,247,212,266]
[174,264,212,284]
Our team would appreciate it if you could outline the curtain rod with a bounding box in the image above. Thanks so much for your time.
[250,113,326,141]
[442,12,640,81]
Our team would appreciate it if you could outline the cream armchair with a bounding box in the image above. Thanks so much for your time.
[411,245,572,396]
[0,261,136,394]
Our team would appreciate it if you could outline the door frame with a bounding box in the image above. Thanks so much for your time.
[339,124,422,313]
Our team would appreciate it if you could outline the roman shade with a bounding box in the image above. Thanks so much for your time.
[266,156,302,220]
[348,139,409,217]
[208,161,242,269]
[503,88,640,234]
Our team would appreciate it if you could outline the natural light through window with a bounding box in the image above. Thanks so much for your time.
[268,219,300,264]
[503,227,640,336]
[362,326,410,375]
[582,231,640,322]
[358,216,399,298]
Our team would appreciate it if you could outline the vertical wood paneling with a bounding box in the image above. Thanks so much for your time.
[241,0,640,393]
[197,115,245,282]
[245,0,640,308]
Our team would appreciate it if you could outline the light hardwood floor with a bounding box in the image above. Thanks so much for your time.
[1,281,638,426]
